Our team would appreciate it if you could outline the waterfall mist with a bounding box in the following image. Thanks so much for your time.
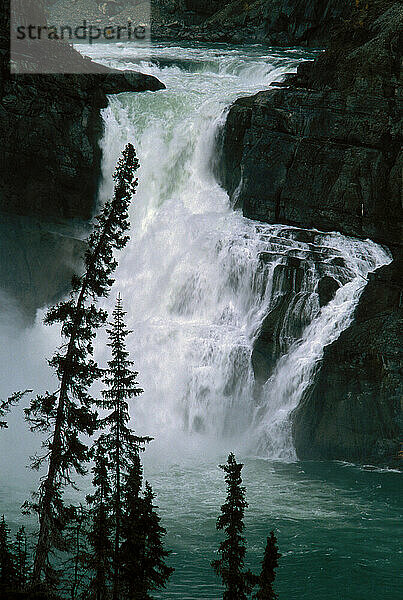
[0,44,391,479]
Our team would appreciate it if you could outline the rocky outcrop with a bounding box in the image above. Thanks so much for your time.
[195,0,351,45]
[217,4,402,253]
[0,0,165,315]
[0,69,164,220]
[218,1,402,462]
[0,214,86,322]
[48,0,351,46]
[292,259,402,462]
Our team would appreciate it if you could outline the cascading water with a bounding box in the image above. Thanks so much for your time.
[0,43,400,600]
[75,42,392,460]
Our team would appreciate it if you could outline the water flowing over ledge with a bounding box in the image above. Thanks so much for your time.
[0,42,399,600]
[81,43,393,460]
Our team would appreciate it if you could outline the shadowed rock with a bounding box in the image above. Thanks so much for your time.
[218,1,402,463]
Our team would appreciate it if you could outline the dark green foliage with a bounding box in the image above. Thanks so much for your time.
[85,440,113,600]
[14,527,29,592]
[0,391,31,430]
[0,516,16,591]
[24,144,140,586]
[119,453,145,599]
[98,295,152,599]
[253,532,281,600]
[140,482,174,598]
[120,458,173,600]
[212,453,256,600]
[61,506,88,600]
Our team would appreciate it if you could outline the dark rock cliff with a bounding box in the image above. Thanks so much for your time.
[292,259,402,462]
[49,0,351,46]
[0,70,164,220]
[218,1,402,462]
[0,0,165,316]
[194,0,351,45]
[218,4,402,253]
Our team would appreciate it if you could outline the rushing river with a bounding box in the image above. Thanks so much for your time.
[0,43,400,598]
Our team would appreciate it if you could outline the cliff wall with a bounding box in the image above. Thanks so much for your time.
[48,0,352,46]
[218,1,402,462]
[0,0,165,315]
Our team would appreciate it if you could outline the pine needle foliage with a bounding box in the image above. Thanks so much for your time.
[252,532,281,600]
[14,526,29,592]
[0,515,16,591]
[212,453,256,600]
[24,144,140,587]
[0,391,31,429]
[120,457,174,600]
[85,439,114,600]
[140,482,174,598]
[119,453,145,599]
[98,295,151,599]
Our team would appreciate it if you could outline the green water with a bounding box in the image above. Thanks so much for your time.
[146,458,402,599]
[1,457,400,599]
[0,42,401,599]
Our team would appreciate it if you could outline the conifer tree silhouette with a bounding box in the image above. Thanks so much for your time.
[86,439,113,600]
[14,526,29,591]
[253,532,281,600]
[120,456,174,599]
[0,516,16,592]
[212,453,256,600]
[98,295,151,599]
[24,145,140,588]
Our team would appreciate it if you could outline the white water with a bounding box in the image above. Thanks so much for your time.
[0,43,392,468]
[78,43,391,460]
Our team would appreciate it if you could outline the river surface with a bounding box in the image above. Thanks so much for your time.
[0,42,400,599]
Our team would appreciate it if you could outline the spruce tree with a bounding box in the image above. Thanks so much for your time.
[120,458,173,600]
[0,516,16,592]
[212,453,256,600]
[140,482,174,599]
[85,438,113,600]
[24,144,140,586]
[119,452,145,599]
[98,295,151,599]
[62,506,87,600]
[253,532,281,600]
[14,526,29,591]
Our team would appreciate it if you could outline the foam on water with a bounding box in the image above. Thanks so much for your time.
[0,43,399,600]
[79,42,391,460]
[0,43,392,468]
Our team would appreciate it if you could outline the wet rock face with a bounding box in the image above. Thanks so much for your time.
[0,1,165,316]
[218,80,402,253]
[217,2,402,462]
[151,0,351,45]
[251,228,350,384]
[0,66,164,316]
[217,2,403,253]
[317,276,339,308]
[292,259,402,462]
[0,214,86,322]
[0,70,164,221]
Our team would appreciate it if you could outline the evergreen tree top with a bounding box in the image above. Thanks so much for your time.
[253,531,281,600]
[217,453,248,533]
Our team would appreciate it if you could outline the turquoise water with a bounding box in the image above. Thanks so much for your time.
[0,42,401,599]
[146,458,402,599]
[1,457,401,599]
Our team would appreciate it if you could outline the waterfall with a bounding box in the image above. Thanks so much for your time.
[83,43,392,460]
[68,45,395,458]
